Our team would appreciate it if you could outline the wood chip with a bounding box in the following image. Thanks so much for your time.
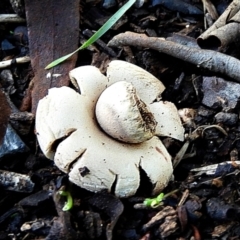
[25,0,80,113]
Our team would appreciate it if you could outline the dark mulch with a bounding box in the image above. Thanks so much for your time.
[1,0,240,239]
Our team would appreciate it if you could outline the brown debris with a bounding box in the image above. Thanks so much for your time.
[19,79,33,112]
[159,214,178,238]
[139,232,150,240]
[177,205,188,232]
[211,222,236,238]
[142,206,176,233]
[24,0,80,114]
[191,224,201,240]
[179,108,197,128]
[10,111,34,135]
[91,52,113,73]
[81,211,102,239]
[0,90,11,145]
[88,192,124,240]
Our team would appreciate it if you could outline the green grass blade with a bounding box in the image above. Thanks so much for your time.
[79,0,136,50]
[45,0,136,69]
[45,52,75,69]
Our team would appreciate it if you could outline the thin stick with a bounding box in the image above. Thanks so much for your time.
[0,14,25,23]
[0,56,30,69]
[108,32,240,82]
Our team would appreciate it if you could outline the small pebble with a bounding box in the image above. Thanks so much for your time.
[202,76,240,111]
[0,124,29,158]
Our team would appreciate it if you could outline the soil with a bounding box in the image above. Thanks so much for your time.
[1,0,240,239]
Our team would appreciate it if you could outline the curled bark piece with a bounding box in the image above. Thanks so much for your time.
[198,21,240,51]
[229,10,240,23]
[206,198,239,221]
[202,0,218,21]
[198,0,240,50]
[108,31,240,82]
[199,0,240,37]
[0,169,34,192]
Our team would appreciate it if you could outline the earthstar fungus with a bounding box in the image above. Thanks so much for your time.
[36,60,184,197]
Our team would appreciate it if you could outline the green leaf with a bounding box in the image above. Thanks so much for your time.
[143,193,165,208]
[143,198,153,206]
[45,0,136,69]
[156,193,165,202]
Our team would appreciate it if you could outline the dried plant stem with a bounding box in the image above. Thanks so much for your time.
[0,56,30,69]
[108,32,240,82]
[0,14,25,23]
